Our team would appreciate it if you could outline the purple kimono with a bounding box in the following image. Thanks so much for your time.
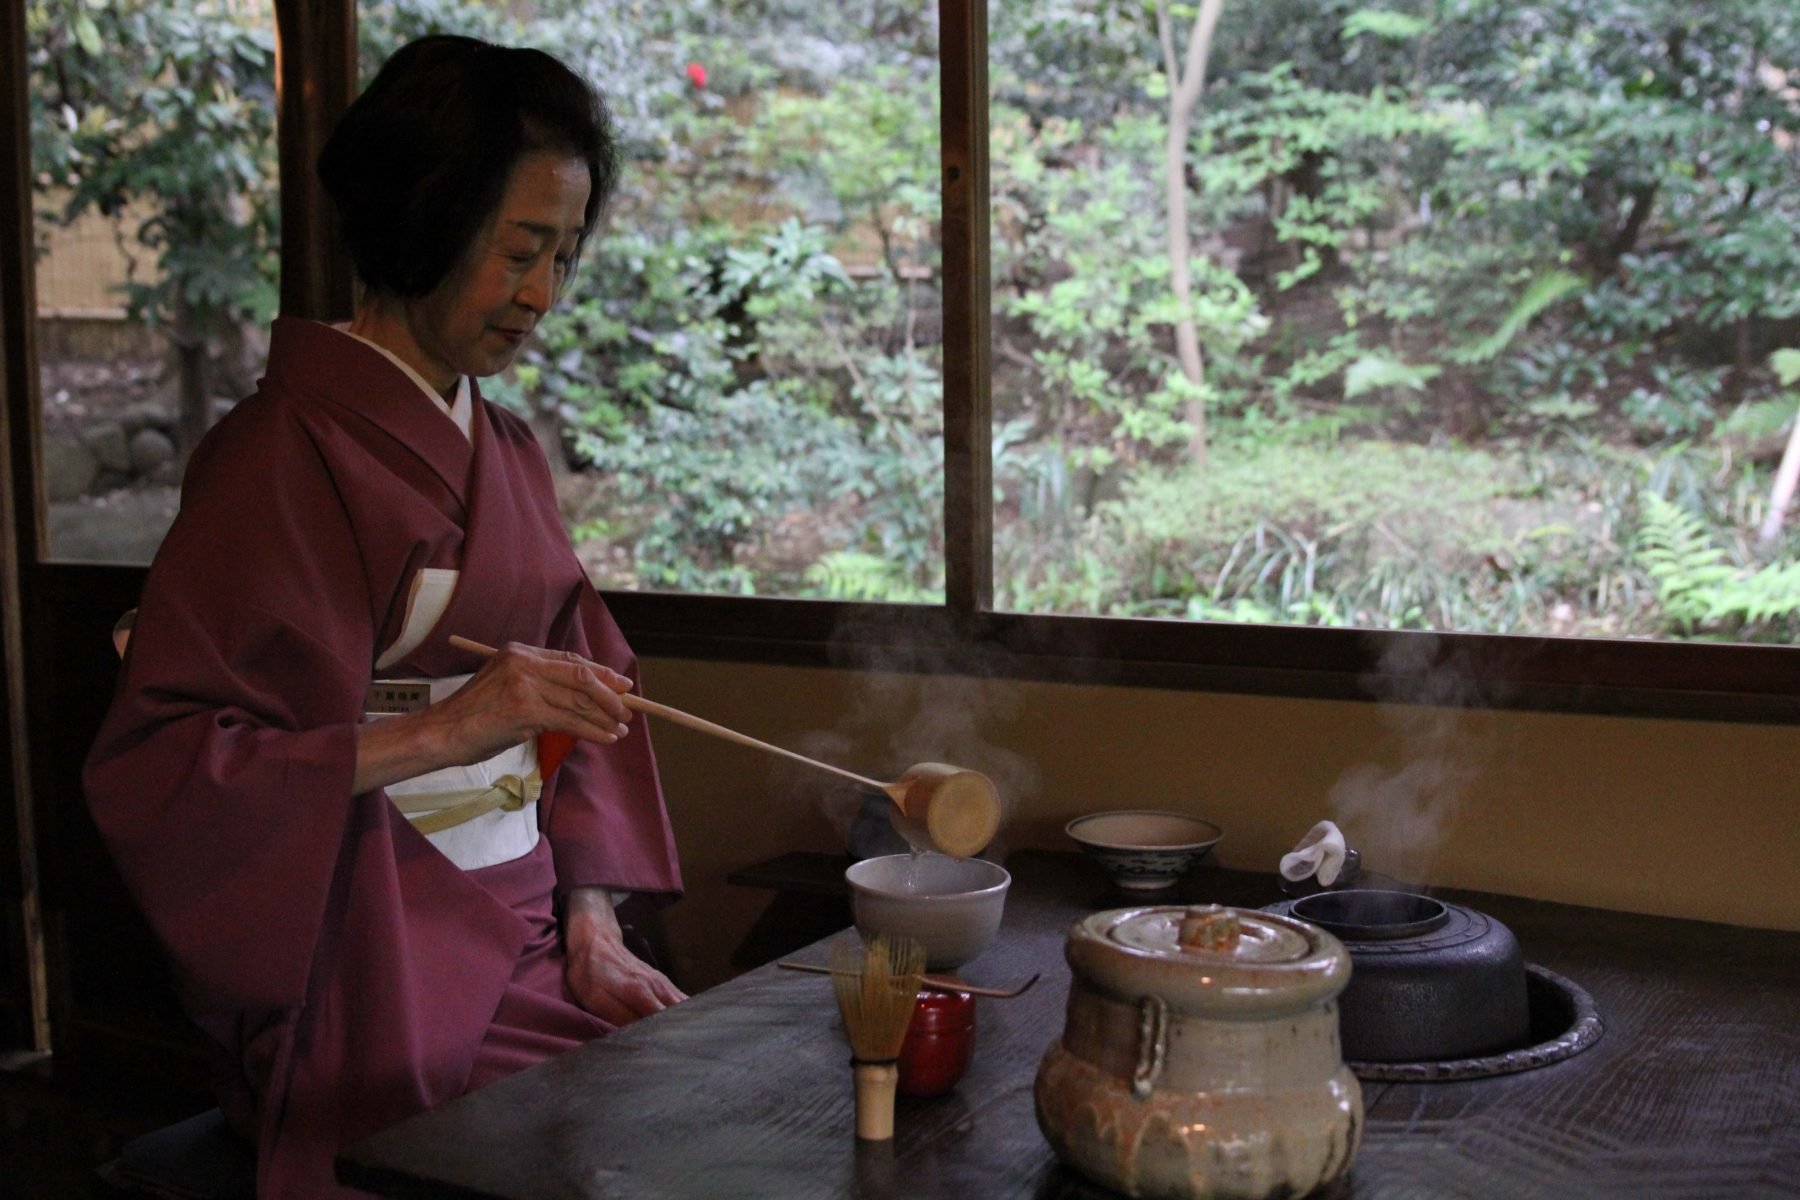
[84,317,683,1198]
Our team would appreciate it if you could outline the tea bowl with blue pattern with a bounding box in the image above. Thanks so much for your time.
[1065,810,1224,891]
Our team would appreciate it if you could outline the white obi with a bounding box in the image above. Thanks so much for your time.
[369,674,542,872]
[370,567,538,872]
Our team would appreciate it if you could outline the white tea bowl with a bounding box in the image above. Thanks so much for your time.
[1065,810,1224,891]
[845,853,1011,970]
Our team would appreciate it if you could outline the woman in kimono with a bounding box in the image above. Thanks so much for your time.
[83,36,683,1199]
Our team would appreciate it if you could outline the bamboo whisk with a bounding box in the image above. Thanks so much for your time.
[831,934,925,1141]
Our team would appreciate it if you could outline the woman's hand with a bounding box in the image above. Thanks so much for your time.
[562,886,686,1026]
[353,641,633,795]
[431,641,634,765]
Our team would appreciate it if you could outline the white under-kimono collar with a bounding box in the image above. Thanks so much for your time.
[333,323,473,441]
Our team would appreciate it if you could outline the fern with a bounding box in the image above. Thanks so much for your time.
[1343,352,1441,400]
[1453,270,1585,365]
[1637,494,1800,633]
[1716,560,1800,625]
[803,551,931,603]
[1341,10,1430,41]
[1772,348,1800,388]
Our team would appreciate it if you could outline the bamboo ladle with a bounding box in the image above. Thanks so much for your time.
[448,636,1001,859]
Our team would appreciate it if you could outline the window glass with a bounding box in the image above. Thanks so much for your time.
[989,1,1800,644]
[30,0,280,564]
[364,1,946,600]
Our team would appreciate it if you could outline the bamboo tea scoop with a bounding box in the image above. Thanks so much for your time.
[448,636,1002,859]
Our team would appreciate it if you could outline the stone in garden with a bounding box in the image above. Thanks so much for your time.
[128,428,178,475]
[80,422,132,473]
[121,401,177,435]
[93,467,133,493]
[43,434,98,501]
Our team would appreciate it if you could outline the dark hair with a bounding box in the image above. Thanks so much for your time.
[317,35,618,298]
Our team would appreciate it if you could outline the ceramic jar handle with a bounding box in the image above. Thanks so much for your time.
[1131,994,1170,1098]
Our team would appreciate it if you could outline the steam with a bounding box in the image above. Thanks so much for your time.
[782,728,866,847]
[799,606,1040,857]
[1327,632,1499,888]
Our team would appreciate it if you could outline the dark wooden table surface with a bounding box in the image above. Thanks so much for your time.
[339,849,1800,1200]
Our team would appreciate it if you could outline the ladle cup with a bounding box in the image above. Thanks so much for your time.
[447,637,1002,859]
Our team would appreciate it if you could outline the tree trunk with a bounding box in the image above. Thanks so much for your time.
[171,292,212,462]
[530,407,573,483]
[1757,400,1800,549]
[1157,0,1226,469]
[1727,317,1752,406]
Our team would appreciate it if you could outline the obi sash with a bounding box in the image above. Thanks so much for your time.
[368,673,543,872]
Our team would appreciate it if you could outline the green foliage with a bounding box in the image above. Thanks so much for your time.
[1712,397,1793,445]
[358,0,507,68]
[1622,364,1730,440]
[719,218,854,300]
[1637,494,1800,636]
[752,67,941,251]
[996,430,1800,640]
[29,0,279,331]
[1635,494,1737,628]
[992,104,1267,461]
[1344,353,1440,400]
[1772,350,1800,389]
[1453,271,1587,366]
[1028,440,1536,628]
[804,551,936,604]
[569,376,865,594]
[1341,10,1430,42]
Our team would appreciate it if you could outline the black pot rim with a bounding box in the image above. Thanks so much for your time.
[1291,888,1452,940]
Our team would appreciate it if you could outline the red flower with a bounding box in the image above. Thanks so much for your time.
[686,62,707,89]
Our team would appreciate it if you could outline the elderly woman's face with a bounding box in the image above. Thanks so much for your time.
[413,151,590,384]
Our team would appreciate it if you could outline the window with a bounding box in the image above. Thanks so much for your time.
[361,1,946,600]
[988,2,1800,648]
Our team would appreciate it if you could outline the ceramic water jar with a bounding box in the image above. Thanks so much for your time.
[1035,905,1362,1200]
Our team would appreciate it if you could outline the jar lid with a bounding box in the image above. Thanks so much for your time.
[1064,904,1349,1017]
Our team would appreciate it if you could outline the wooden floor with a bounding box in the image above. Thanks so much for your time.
[0,1052,209,1200]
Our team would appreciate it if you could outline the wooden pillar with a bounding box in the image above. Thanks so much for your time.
[0,0,51,1057]
[940,0,993,616]
[275,0,358,321]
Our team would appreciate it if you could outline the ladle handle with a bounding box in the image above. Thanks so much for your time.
[622,694,887,792]
[447,636,887,793]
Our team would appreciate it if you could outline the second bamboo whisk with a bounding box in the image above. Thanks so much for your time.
[831,934,925,1140]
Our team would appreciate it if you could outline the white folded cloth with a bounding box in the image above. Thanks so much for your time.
[1280,820,1348,886]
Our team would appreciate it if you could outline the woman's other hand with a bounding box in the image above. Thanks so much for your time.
[562,886,686,1026]
[353,641,631,795]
